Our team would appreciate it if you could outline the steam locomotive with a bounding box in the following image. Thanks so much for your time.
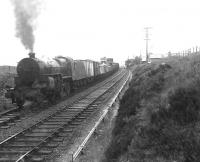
[5,53,119,107]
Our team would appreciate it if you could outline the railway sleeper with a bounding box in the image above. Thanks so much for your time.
[56,114,78,117]
[61,109,81,112]
[66,125,79,129]
[0,150,28,154]
[72,118,85,122]
[0,156,20,162]
[32,128,56,133]
[71,104,90,107]
[42,141,60,148]
[1,144,36,149]
[69,121,81,126]
[68,105,84,108]
[79,112,93,117]
[4,113,20,117]
[89,104,98,107]
[29,155,45,162]
[24,132,51,137]
[60,111,80,114]
[42,121,66,125]
[38,125,62,129]
[52,137,63,142]
[86,107,96,110]
[0,115,19,122]
[68,107,85,110]
[16,137,45,142]
[0,125,10,129]
[0,117,12,121]
[0,117,17,123]
[93,101,102,104]
[52,116,75,119]
[36,147,53,155]
[0,146,31,151]
[61,128,73,132]
[55,114,78,117]
[50,117,75,120]
[5,141,39,147]
[75,116,86,119]
[82,109,94,113]
[58,132,72,137]
[7,122,16,126]
[78,101,93,104]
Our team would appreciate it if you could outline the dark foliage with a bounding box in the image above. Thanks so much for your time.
[104,63,171,161]
[129,79,200,161]
[168,86,200,125]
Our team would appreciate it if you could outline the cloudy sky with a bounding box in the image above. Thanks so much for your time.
[1,0,200,65]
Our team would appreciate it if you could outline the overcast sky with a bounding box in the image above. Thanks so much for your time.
[1,0,200,65]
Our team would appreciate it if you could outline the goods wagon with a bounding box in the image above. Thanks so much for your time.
[72,60,87,81]
[112,63,119,72]
[93,61,100,76]
[104,64,109,73]
[106,58,113,65]
[109,63,119,72]
[79,60,94,77]
[99,64,106,74]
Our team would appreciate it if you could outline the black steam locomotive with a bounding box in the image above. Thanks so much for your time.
[6,53,119,107]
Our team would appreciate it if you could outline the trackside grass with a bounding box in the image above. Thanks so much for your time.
[103,55,200,162]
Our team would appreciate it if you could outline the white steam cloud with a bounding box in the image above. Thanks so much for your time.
[11,0,41,52]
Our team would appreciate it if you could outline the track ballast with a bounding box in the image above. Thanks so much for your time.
[0,70,128,162]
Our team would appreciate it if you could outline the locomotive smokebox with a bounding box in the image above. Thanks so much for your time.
[17,52,40,86]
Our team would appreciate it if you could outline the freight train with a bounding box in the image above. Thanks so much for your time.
[5,53,119,107]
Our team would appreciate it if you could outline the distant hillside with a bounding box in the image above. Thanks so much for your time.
[0,66,16,74]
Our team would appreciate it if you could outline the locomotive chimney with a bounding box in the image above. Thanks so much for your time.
[29,52,35,58]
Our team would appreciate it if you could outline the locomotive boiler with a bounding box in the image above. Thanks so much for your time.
[6,53,119,107]
[7,53,73,106]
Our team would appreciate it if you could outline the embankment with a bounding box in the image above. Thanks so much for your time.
[104,55,200,162]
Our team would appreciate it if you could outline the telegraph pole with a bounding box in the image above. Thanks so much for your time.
[144,27,152,62]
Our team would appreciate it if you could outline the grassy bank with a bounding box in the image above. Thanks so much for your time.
[104,54,200,162]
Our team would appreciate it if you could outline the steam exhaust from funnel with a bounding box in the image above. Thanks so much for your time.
[11,0,41,52]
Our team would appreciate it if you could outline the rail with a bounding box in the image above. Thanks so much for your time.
[71,70,131,161]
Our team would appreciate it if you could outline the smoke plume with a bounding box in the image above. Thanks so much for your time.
[11,0,41,52]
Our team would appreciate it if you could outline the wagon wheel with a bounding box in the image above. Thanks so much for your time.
[59,82,71,98]
[59,84,66,98]
[65,82,71,96]
[16,97,25,109]
[50,91,57,103]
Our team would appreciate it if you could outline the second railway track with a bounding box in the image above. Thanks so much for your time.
[0,69,128,162]
[0,107,21,129]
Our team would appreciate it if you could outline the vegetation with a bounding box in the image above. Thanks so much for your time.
[104,54,200,162]
[0,66,16,111]
[125,56,142,67]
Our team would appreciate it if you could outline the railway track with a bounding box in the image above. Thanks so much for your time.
[0,107,21,129]
[0,70,128,162]
[0,70,120,130]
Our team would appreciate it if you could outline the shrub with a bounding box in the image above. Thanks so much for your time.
[129,81,200,162]
[167,85,200,125]
[104,63,171,161]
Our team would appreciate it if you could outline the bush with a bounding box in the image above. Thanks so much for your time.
[104,55,200,162]
[104,63,171,161]
[129,81,200,162]
[168,85,200,125]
